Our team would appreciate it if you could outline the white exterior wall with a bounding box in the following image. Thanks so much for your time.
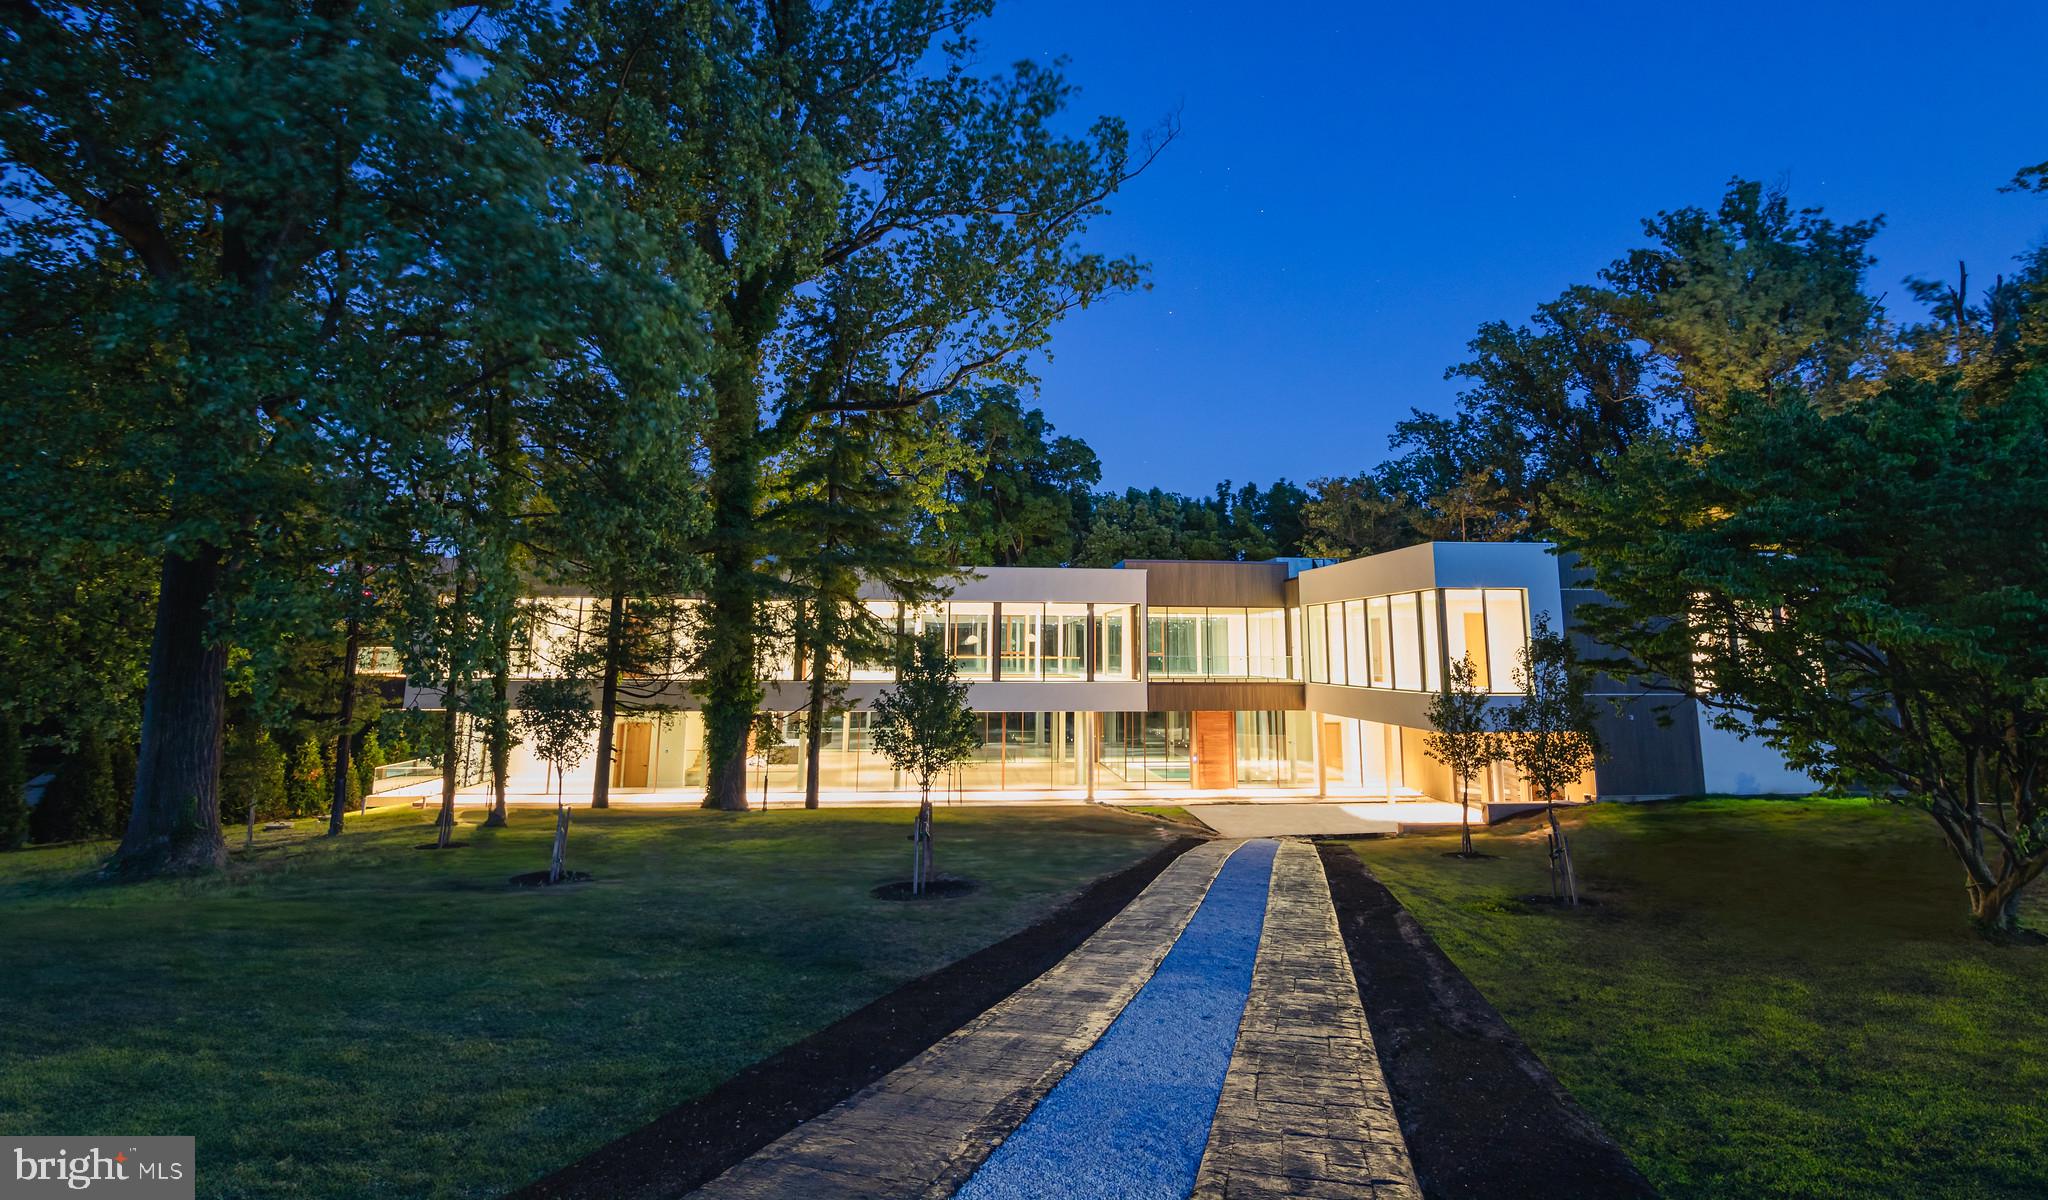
[1696,708,1822,795]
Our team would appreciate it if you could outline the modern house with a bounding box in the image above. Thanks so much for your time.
[393,541,1810,811]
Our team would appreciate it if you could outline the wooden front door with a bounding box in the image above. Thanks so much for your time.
[614,720,653,788]
[1192,711,1235,790]
[1321,721,1345,784]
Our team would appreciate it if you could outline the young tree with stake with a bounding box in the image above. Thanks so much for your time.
[870,632,982,896]
[1424,654,1500,857]
[1495,618,1602,905]
[517,676,597,884]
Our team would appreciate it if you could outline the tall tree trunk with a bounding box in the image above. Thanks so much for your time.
[803,600,834,811]
[115,549,230,876]
[701,360,763,812]
[1457,767,1474,855]
[483,626,511,829]
[437,700,459,848]
[591,584,625,809]
[436,571,467,849]
[1969,855,2048,934]
[326,596,361,837]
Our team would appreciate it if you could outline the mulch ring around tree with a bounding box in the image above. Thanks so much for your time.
[1316,841,1657,1200]
[508,870,594,887]
[508,833,1205,1200]
[870,877,979,900]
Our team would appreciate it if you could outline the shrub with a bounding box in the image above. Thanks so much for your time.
[354,731,384,801]
[285,736,325,818]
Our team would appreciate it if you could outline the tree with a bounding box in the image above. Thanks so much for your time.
[1558,375,2048,933]
[1494,618,1602,906]
[1079,488,1233,564]
[1603,179,1888,423]
[0,545,154,769]
[526,326,705,812]
[542,3,1162,810]
[871,632,982,891]
[516,676,598,811]
[1424,655,1499,856]
[0,721,25,851]
[0,2,654,875]
[1216,478,1310,561]
[774,403,963,808]
[220,724,286,827]
[1299,473,1425,559]
[938,387,1102,566]
[1365,179,1887,545]
[284,736,326,819]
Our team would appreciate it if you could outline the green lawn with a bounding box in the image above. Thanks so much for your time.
[1113,804,1203,828]
[0,804,1167,1200]
[1345,798,2048,1199]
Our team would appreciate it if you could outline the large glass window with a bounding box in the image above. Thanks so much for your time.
[1234,710,1305,785]
[907,602,993,679]
[1343,599,1368,687]
[1045,604,1088,679]
[1443,588,1530,692]
[1148,609,1203,676]
[1000,604,1040,679]
[1094,711,1191,788]
[1367,596,1393,688]
[848,601,899,681]
[1146,606,1289,678]
[1096,605,1131,679]
[949,602,992,678]
[1247,608,1287,678]
[1305,604,1329,684]
[909,602,946,650]
[1421,590,1442,692]
[761,601,798,680]
[1391,593,1423,690]
[1204,609,1246,675]
[1444,589,1489,684]
[1485,590,1528,692]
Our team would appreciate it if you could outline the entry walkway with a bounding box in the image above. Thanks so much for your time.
[689,839,1417,1200]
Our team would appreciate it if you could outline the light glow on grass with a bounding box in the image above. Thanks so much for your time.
[1346,798,2048,1199]
[0,805,1165,1200]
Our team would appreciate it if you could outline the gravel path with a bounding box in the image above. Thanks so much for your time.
[954,839,1279,1199]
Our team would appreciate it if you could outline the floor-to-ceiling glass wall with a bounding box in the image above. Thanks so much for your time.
[952,711,1083,792]
[1094,711,1306,792]
[1233,710,1311,785]
[1318,715,1414,798]
[1095,605,1133,679]
[1146,608,1294,678]
[1095,712,1192,789]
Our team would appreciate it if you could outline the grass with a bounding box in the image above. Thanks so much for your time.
[1113,804,1203,828]
[0,804,1167,1200]
[1343,797,2048,1199]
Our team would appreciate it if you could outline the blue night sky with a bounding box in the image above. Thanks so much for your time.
[970,1,2048,493]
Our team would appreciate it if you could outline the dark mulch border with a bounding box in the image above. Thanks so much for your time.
[508,834,1205,1200]
[870,877,979,900]
[1317,841,1658,1200]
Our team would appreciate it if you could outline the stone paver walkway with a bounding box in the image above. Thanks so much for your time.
[691,839,1238,1199]
[687,836,1419,1200]
[1194,841,1419,1199]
